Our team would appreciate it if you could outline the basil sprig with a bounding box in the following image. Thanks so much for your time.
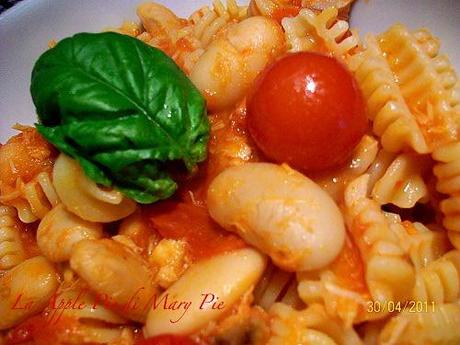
[31,32,209,203]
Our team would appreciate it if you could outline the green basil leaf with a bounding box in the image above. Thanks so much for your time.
[31,32,209,204]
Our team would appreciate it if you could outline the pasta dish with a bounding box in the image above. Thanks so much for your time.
[0,1,459,344]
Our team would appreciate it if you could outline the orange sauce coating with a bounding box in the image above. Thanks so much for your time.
[0,126,57,196]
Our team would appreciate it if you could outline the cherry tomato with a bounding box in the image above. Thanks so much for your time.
[247,52,367,172]
[136,334,197,345]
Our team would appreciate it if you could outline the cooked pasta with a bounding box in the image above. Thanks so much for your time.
[412,249,460,304]
[2,1,460,343]
[268,303,363,345]
[253,262,295,310]
[370,152,431,208]
[386,219,450,270]
[433,141,460,249]
[248,0,300,19]
[347,34,429,154]
[186,0,247,47]
[53,154,136,223]
[313,135,379,202]
[344,175,415,303]
[137,1,247,74]
[379,303,460,345]
[378,24,459,149]
[0,126,59,223]
[296,235,384,327]
[37,203,103,262]
[282,7,359,61]
[0,205,26,270]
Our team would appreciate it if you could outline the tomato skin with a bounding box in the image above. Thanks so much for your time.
[136,335,197,345]
[247,52,367,172]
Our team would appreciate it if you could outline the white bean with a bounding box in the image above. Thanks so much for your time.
[190,16,285,112]
[145,248,266,337]
[0,256,59,330]
[207,163,346,271]
[70,239,157,322]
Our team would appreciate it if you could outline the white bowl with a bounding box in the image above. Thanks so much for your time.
[0,0,459,142]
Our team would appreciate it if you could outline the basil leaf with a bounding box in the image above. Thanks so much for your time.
[31,32,209,204]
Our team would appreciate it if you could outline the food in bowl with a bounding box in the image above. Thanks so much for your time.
[1,1,459,344]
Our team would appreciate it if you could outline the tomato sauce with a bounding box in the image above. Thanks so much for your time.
[143,202,246,261]
[179,101,260,206]
[329,235,369,296]
[0,126,57,194]
[6,315,79,345]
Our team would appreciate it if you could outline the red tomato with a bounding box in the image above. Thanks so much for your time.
[247,52,367,172]
[143,201,246,261]
[136,335,197,345]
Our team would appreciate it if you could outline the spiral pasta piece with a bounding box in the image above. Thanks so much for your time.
[254,262,295,310]
[186,0,247,47]
[378,24,459,148]
[296,235,385,327]
[297,270,379,327]
[433,141,460,249]
[412,250,460,304]
[379,303,460,345]
[386,218,450,270]
[0,205,26,270]
[37,204,103,262]
[370,152,431,208]
[0,126,59,223]
[282,7,359,61]
[313,134,379,202]
[248,0,300,20]
[268,303,363,345]
[0,171,60,223]
[53,154,136,223]
[348,35,429,154]
[344,175,415,304]
[137,1,247,74]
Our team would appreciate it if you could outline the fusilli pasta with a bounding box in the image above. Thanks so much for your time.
[370,152,431,208]
[378,24,459,148]
[282,7,359,61]
[0,171,59,223]
[137,1,247,74]
[412,249,460,304]
[344,175,415,304]
[347,34,429,154]
[433,141,460,249]
[37,204,103,262]
[313,135,379,202]
[0,205,26,270]
[254,262,296,310]
[379,303,460,345]
[53,154,136,223]
[268,303,363,345]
